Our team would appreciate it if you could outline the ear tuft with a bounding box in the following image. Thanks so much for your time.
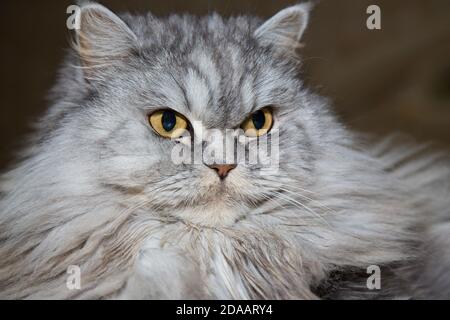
[74,2,138,74]
[254,3,312,53]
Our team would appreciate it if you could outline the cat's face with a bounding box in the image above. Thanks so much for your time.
[69,3,325,226]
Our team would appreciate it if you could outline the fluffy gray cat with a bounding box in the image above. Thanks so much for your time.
[0,2,449,299]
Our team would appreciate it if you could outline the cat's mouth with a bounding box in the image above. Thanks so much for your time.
[109,168,272,226]
[144,179,267,226]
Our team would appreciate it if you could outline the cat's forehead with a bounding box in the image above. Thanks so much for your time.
[134,18,287,128]
[171,48,260,127]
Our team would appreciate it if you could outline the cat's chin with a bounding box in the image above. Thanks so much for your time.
[173,203,245,227]
[168,173,264,227]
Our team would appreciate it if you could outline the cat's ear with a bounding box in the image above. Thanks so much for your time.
[254,3,311,54]
[74,2,138,78]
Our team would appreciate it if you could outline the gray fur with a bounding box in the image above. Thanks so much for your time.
[0,2,449,299]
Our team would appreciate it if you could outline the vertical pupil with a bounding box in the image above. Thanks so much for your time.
[252,110,266,130]
[162,111,176,131]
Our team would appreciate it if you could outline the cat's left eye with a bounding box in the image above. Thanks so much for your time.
[148,109,189,139]
[241,107,274,137]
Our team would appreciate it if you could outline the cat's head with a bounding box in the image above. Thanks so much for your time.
[52,2,341,227]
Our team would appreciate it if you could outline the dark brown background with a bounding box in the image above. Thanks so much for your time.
[1,0,450,170]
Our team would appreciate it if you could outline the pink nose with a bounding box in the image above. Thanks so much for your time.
[208,164,237,179]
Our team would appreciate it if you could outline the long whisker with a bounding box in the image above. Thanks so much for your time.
[255,175,338,215]
[257,177,319,196]
[266,190,332,228]
[272,186,337,215]
[251,191,290,215]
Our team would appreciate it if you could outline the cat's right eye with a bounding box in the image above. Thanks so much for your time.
[148,110,189,139]
[241,107,273,137]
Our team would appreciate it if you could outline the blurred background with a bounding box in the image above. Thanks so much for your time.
[1,0,450,170]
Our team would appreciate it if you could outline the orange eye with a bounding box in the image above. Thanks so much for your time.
[149,110,188,139]
[241,107,273,137]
